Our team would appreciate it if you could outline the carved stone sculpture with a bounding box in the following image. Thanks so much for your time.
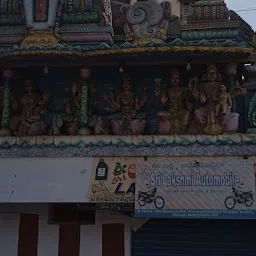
[192,65,226,135]
[215,84,232,117]
[192,65,246,135]
[59,0,114,45]
[52,80,79,135]
[21,0,60,46]
[188,0,229,22]
[16,80,50,136]
[52,77,104,136]
[101,0,112,26]
[121,0,178,44]
[158,69,197,135]
[144,78,166,135]
[105,73,147,135]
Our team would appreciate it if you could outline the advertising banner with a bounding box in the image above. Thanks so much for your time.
[135,158,256,219]
[88,157,136,202]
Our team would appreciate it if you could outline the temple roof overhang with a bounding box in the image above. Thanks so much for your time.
[0,39,253,67]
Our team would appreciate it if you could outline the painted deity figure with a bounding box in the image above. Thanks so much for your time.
[141,78,167,135]
[52,79,103,135]
[158,69,197,134]
[52,80,86,135]
[17,79,50,136]
[215,84,232,117]
[36,0,47,21]
[193,65,229,135]
[121,0,178,44]
[105,73,147,135]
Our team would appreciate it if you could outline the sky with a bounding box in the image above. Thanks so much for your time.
[226,0,256,30]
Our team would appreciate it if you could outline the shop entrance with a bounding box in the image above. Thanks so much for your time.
[132,219,256,256]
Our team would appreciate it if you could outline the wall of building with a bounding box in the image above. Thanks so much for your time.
[0,157,92,202]
[0,203,133,256]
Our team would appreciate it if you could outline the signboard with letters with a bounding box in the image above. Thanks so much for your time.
[135,157,256,219]
[88,157,136,203]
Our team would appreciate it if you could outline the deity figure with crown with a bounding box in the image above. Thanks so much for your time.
[51,78,105,136]
[157,69,198,134]
[192,64,246,135]
[104,73,148,135]
[16,79,50,136]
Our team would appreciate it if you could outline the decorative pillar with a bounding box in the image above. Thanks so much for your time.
[77,67,92,135]
[0,70,13,136]
[21,0,60,47]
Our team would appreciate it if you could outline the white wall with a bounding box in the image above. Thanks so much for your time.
[0,158,92,203]
[0,213,19,256]
[38,212,59,256]
[0,204,132,256]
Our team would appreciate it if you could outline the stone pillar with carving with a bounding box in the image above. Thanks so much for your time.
[0,70,13,136]
[78,67,92,135]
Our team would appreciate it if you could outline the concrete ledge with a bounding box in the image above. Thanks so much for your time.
[0,134,255,157]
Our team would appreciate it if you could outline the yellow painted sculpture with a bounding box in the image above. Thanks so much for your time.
[17,79,50,136]
[105,73,147,135]
[158,69,197,134]
[194,64,226,135]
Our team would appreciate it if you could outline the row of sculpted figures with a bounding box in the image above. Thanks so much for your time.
[0,64,247,137]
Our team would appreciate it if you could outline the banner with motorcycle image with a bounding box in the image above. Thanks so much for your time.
[135,158,256,219]
[88,157,136,203]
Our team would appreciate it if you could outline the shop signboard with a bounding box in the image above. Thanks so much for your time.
[88,157,136,202]
[135,158,256,219]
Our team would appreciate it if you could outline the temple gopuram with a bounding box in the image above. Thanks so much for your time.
[1,1,256,256]
[0,0,254,152]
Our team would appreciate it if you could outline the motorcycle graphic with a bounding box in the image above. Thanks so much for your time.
[224,186,254,210]
[91,181,108,196]
[137,187,165,209]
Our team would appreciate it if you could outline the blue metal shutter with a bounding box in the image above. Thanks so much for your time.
[132,219,256,256]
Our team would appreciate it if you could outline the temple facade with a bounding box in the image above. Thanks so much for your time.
[0,0,256,255]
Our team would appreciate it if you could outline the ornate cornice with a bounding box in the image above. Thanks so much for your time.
[181,21,239,30]
[0,134,255,157]
[86,45,252,56]
[0,39,252,58]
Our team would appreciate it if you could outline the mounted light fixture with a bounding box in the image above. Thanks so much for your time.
[119,65,124,73]
[80,67,92,78]
[44,65,48,75]
[186,61,191,72]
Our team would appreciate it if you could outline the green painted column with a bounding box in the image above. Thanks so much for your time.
[0,70,13,136]
[78,67,92,135]
[80,79,88,127]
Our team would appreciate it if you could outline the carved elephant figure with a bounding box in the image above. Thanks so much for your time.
[121,0,172,43]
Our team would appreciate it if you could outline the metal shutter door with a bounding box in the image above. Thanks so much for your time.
[132,219,256,256]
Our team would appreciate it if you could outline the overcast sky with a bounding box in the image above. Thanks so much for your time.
[226,0,256,30]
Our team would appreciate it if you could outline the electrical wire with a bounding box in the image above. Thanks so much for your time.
[235,8,256,13]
